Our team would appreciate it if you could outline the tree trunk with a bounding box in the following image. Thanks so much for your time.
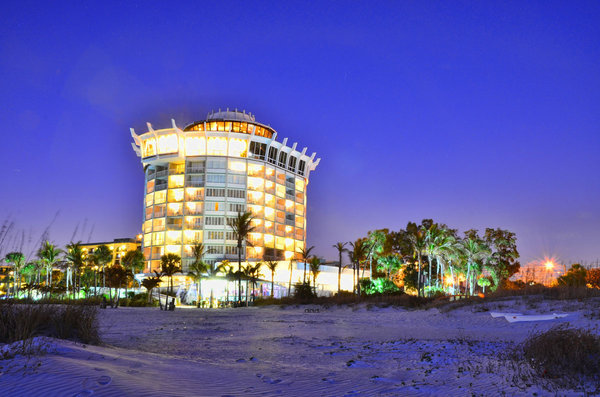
[416,253,422,297]
[288,260,293,297]
[271,274,274,298]
[196,279,201,308]
[237,243,242,304]
[337,253,341,294]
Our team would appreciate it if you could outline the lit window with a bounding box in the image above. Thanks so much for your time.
[228,138,247,157]
[295,178,305,192]
[229,159,246,173]
[185,136,206,156]
[168,175,184,188]
[207,137,227,155]
[143,138,157,157]
[247,177,264,191]
[154,190,166,204]
[157,134,178,154]
[165,245,181,254]
[168,189,184,202]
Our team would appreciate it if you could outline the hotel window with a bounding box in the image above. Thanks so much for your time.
[205,201,223,212]
[288,156,297,171]
[249,141,266,160]
[153,218,165,232]
[207,137,227,155]
[206,245,224,255]
[217,122,225,131]
[185,216,203,229]
[166,217,183,230]
[268,147,278,164]
[168,175,185,188]
[248,163,264,177]
[186,160,205,173]
[228,138,247,157]
[185,187,203,201]
[185,175,204,187]
[154,190,166,204]
[206,188,226,197]
[185,202,203,215]
[227,188,245,198]
[207,158,226,169]
[206,231,224,240]
[145,207,152,220]
[151,246,163,259]
[167,203,183,216]
[206,173,226,184]
[225,231,237,240]
[229,203,245,213]
[278,151,287,168]
[228,159,246,173]
[143,138,157,157]
[146,180,155,194]
[167,189,184,202]
[209,121,217,131]
[232,122,240,133]
[205,216,225,226]
[169,163,185,175]
[153,204,165,218]
[298,160,306,176]
[185,136,206,156]
[247,124,255,134]
[225,246,238,255]
[157,134,178,154]
[225,122,232,131]
[145,193,154,207]
[152,232,165,246]
[227,174,245,185]
[239,122,248,133]
[155,178,167,191]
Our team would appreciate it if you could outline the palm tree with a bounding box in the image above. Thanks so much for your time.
[298,246,314,284]
[5,252,25,298]
[121,249,145,300]
[188,260,207,307]
[332,242,347,293]
[458,234,491,296]
[205,261,227,308]
[309,257,322,294]
[287,257,295,297]
[188,242,206,307]
[348,240,367,295]
[406,224,427,297]
[93,245,113,292]
[160,253,182,296]
[65,242,85,296]
[37,241,62,297]
[241,263,263,304]
[266,260,278,297]
[141,272,162,304]
[227,211,256,305]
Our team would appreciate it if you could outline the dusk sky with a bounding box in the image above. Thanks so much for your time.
[1,1,598,267]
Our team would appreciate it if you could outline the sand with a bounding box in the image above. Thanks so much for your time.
[1,297,599,396]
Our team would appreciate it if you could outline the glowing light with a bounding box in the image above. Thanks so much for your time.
[247,177,264,190]
[284,251,294,259]
[168,175,184,188]
[157,134,178,154]
[185,136,206,156]
[165,245,180,254]
[207,137,227,155]
[228,159,246,172]
[228,138,247,157]
[143,138,157,157]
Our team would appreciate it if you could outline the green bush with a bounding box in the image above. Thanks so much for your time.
[360,278,401,295]
[293,282,315,301]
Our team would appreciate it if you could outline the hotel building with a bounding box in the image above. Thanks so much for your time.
[131,109,320,273]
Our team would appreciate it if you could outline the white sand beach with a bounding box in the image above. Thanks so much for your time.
[1,297,599,396]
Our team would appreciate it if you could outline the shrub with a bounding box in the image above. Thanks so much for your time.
[586,268,600,289]
[360,278,401,295]
[293,282,315,302]
[518,325,600,385]
[0,302,100,345]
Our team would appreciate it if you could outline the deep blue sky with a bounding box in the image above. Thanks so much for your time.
[1,1,598,266]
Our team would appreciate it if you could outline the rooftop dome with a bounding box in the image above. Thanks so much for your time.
[206,108,255,122]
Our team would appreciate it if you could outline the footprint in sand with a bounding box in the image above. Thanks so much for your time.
[97,375,112,386]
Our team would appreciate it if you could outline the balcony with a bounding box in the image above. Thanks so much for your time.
[186,167,205,174]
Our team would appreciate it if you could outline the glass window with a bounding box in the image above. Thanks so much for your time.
[157,133,178,154]
[185,136,206,156]
[232,122,240,133]
[143,138,157,157]
[228,138,247,157]
[207,137,227,155]
[154,191,166,204]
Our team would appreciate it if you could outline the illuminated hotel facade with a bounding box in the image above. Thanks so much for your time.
[131,110,320,273]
